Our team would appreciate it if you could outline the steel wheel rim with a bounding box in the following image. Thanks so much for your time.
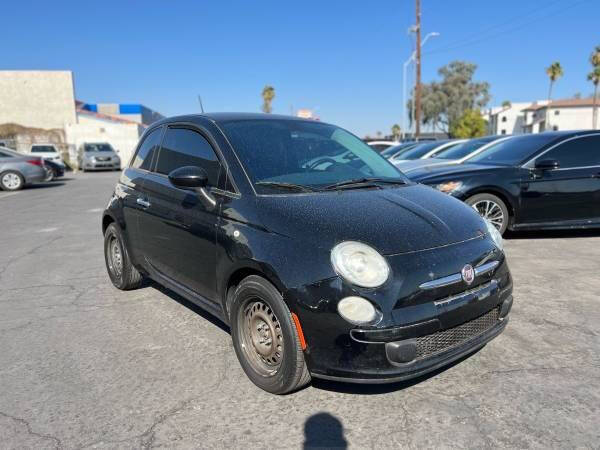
[2,173,21,189]
[472,200,504,230]
[108,235,123,277]
[239,300,284,377]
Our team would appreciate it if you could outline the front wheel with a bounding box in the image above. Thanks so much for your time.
[465,193,510,235]
[230,276,310,394]
[0,171,24,191]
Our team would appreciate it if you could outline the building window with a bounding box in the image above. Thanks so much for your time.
[501,116,507,122]
[501,129,506,135]
[554,110,560,115]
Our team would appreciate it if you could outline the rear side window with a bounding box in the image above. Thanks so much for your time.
[155,127,221,186]
[0,150,13,158]
[131,128,162,170]
[542,135,600,169]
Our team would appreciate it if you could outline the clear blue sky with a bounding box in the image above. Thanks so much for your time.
[2,0,598,137]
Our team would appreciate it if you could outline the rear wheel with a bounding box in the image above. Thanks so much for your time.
[230,276,310,394]
[466,193,509,235]
[104,223,143,290]
[0,171,24,191]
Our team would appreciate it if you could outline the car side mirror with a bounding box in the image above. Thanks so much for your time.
[168,166,209,189]
[534,159,560,170]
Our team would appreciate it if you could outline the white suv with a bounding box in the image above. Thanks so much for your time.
[30,144,65,167]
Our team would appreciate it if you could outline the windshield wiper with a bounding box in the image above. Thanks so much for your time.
[255,181,317,193]
[323,177,406,191]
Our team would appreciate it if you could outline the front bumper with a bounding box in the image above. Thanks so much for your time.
[83,161,121,170]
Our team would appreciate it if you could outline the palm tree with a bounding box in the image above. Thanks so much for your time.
[391,124,401,140]
[588,67,600,129]
[590,45,600,67]
[501,100,511,109]
[545,62,564,130]
[261,85,275,113]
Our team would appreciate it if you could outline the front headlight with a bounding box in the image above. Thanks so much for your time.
[331,241,390,288]
[485,219,503,251]
[435,181,463,194]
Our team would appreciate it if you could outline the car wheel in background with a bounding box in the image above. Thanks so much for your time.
[230,275,311,394]
[44,170,54,182]
[0,171,25,191]
[466,193,509,235]
[104,223,144,290]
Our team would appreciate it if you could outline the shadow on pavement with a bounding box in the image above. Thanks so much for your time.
[27,182,66,190]
[311,346,484,395]
[505,228,600,240]
[303,412,347,449]
[148,280,230,334]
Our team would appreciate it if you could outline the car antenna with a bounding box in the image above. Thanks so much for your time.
[197,95,205,113]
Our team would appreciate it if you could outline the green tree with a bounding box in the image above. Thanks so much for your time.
[501,100,511,109]
[261,85,275,113]
[589,46,600,129]
[450,109,486,138]
[545,62,563,128]
[391,124,401,140]
[417,61,490,136]
[588,67,600,130]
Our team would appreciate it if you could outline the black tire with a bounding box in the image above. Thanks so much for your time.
[230,275,310,394]
[0,170,25,191]
[44,170,54,182]
[104,223,143,290]
[465,193,510,235]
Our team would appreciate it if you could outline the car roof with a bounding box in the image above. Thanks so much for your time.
[153,112,325,127]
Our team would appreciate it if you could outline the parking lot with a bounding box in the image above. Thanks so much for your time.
[0,172,599,448]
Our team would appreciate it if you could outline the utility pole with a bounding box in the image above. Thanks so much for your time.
[415,0,422,138]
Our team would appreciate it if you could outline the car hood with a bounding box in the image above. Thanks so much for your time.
[256,184,486,255]
[394,158,457,173]
[83,151,118,158]
[406,162,508,182]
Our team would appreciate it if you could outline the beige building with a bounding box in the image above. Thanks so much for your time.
[0,71,77,129]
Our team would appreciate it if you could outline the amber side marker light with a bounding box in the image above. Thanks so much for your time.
[291,313,307,350]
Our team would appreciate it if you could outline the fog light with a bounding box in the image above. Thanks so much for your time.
[337,296,377,325]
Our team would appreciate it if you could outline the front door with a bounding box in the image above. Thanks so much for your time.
[519,134,600,225]
[137,125,223,302]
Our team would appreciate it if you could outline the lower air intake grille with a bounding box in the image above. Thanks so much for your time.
[415,307,500,360]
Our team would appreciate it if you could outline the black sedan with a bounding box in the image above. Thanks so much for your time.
[102,113,512,393]
[406,131,600,234]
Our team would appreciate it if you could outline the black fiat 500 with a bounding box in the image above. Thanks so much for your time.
[102,113,512,394]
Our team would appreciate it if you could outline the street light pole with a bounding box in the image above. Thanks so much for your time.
[402,32,439,140]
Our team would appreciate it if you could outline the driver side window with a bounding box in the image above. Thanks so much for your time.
[542,135,600,169]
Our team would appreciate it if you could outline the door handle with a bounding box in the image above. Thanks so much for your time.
[136,198,150,208]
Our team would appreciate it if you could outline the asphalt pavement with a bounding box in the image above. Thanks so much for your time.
[1,172,599,448]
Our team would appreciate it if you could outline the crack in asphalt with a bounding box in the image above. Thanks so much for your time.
[0,236,63,282]
[0,411,62,449]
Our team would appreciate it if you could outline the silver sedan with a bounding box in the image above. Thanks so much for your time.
[0,147,47,191]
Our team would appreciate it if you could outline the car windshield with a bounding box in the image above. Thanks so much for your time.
[436,137,498,160]
[396,141,451,160]
[467,133,561,165]
[31,146,56,153]
[380,143,417,158]
[85,143,113,152]
[220,119,407,193]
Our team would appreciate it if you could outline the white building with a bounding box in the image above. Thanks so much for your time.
[486,102,532,136]
[486,98,597,135]
[522,98,597,133]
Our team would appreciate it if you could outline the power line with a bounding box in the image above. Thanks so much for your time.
[424,0,591,55]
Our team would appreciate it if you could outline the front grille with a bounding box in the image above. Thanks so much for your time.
[415,307,500,360]
[96,157,111,161]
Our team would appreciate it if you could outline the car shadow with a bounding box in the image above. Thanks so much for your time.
[146,280,230,334]
[27,182,66,190]
[311,346,484,395]
[505,228,600,240]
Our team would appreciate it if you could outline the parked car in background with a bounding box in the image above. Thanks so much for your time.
[44,158,65,181]
[78,143,121,171]
[103,113,511,394]
[380,142,419,160]
[390,139,466,163]
[396,135,510,173]
[366,140,399,152]
[406,131,600,234]
[0,147,47,191]
[30,144,65,166]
